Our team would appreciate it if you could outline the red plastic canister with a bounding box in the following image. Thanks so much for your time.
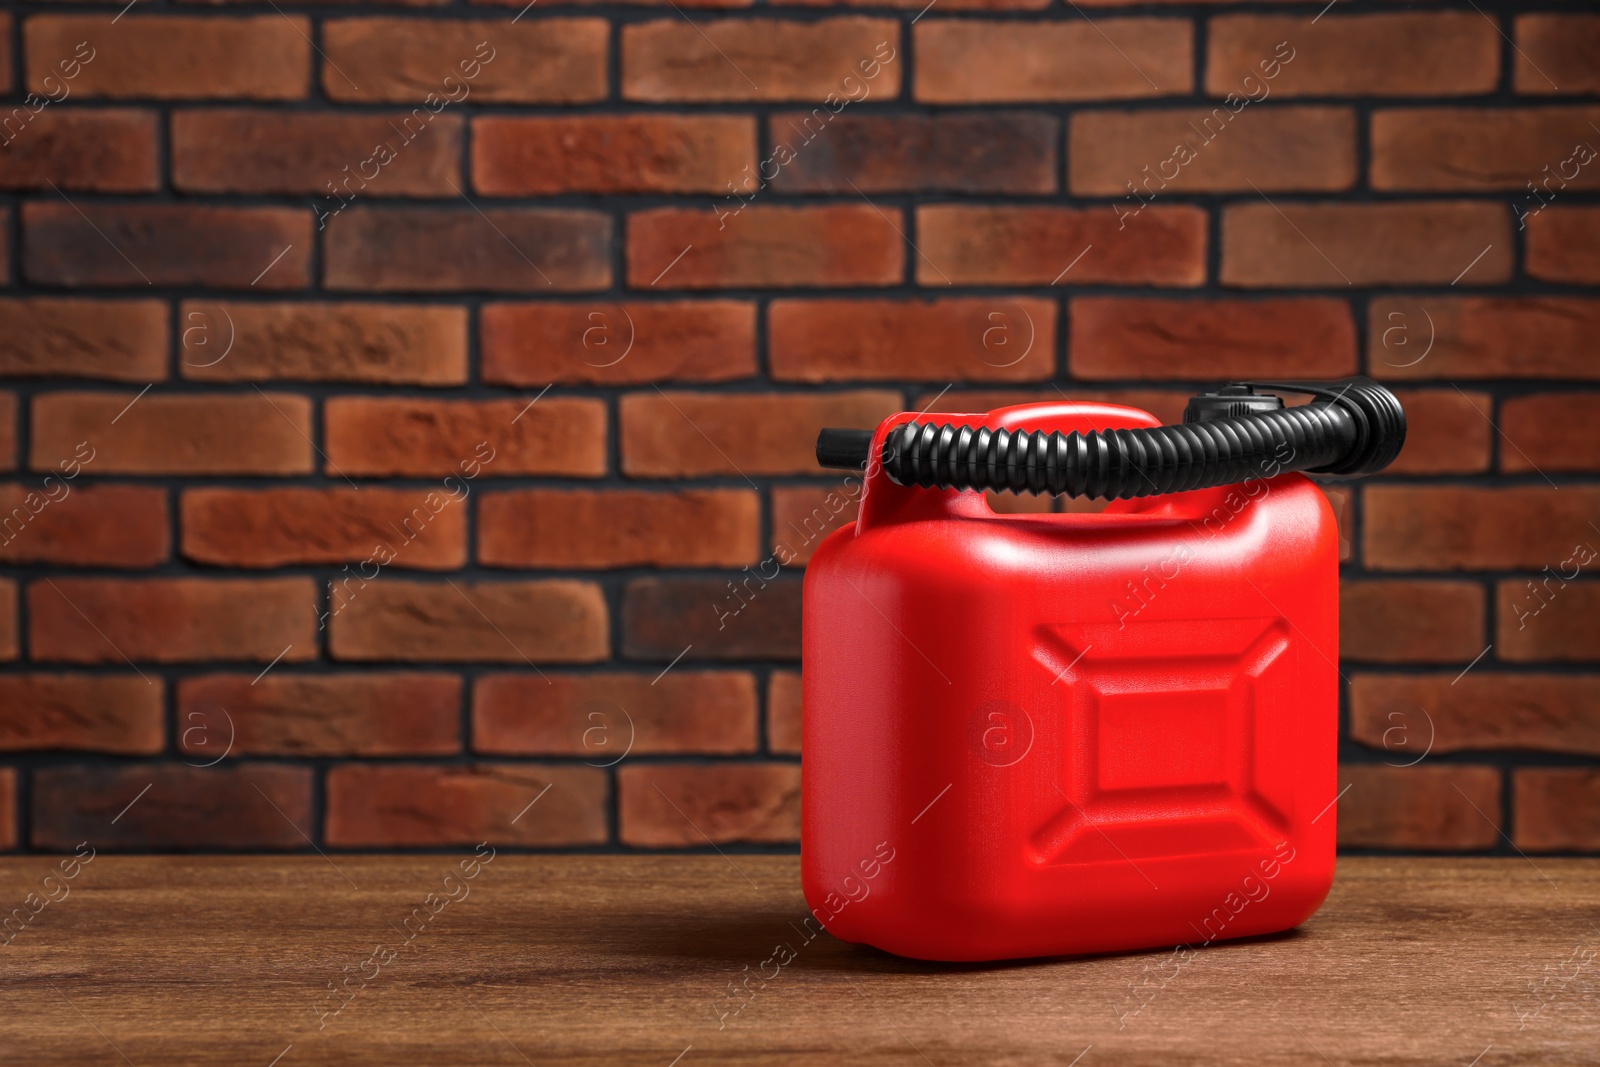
[801,400,1339,961]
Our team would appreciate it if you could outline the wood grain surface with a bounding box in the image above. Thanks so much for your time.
[0,855,1596,1065]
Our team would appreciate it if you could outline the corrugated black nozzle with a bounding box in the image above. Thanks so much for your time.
[814,376,1407,501]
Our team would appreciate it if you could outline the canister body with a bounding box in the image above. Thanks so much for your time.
[801,403,1339,961]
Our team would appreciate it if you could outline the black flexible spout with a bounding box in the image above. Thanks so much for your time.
[814,378,1406,502]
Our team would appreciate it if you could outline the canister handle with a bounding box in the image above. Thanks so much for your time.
[855,401,1162,532]
[984,400,1164,437]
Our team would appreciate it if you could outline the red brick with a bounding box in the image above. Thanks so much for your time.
[1386,389,1492,475]
[0,298,166,381]
[325,206,610,293]
[182,488,468,570]
[622,576,802,660]
[917,205,1206,287]
[178,301,466,384]
[25,16,308,100]
[326,764,607,847]
[0,675,162,754]
[172,110,462,196]
[481,301,755,386]
[1498,580,1600,664]
[1515,771,1600,852]
[473,115,754,195]
[324,397,605,477]
[624,17,899,102]
[1207,14,1497,98]
[1339,580,1484,664]
[768,670,801,755]
[770,297,1054,382]
[769,111,1057,194]
[32,393,312,476]
[915,18,1190,103]
[1364,487,1600,571]
[0,768,13,853]
[0,109,157,191]
[1331,484,1363,562]
[1514,15,1600,95]
[0,581,14,662]
[1371,108,1600,191]
[473,672,757,755]
[618,763,799,845]
[23,203,310,289]
[627,205,902,290]
[997,489,1069,515]
[1069,297,1353,380]
[620,390,899,477]
[1500,394,1600,474]
[322,18,606,103]
[1526,208,1600,284]
[29,578,316,664]
[0,485,167,567]
[1321,485,1353,561]
[1070,107,1355,195]
[32,764,313,851]
[480,489,759,569]
[1351,674,1600,758]
[0,395,15,471]
[1369,298,1600,381]
[1221,202,1508,288]
[1335,764,1501,851]
[771,483,860,567]
[328,579,608,663]
[177,673,460,757]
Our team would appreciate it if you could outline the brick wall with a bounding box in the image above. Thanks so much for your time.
[1,0,1597,855]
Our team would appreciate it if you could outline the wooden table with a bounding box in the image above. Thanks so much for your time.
[1,855,1595,1065]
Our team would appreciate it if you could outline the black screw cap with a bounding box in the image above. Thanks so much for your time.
[1183,385,1286,424]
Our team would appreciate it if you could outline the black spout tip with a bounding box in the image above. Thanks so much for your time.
[816,428,874,471]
